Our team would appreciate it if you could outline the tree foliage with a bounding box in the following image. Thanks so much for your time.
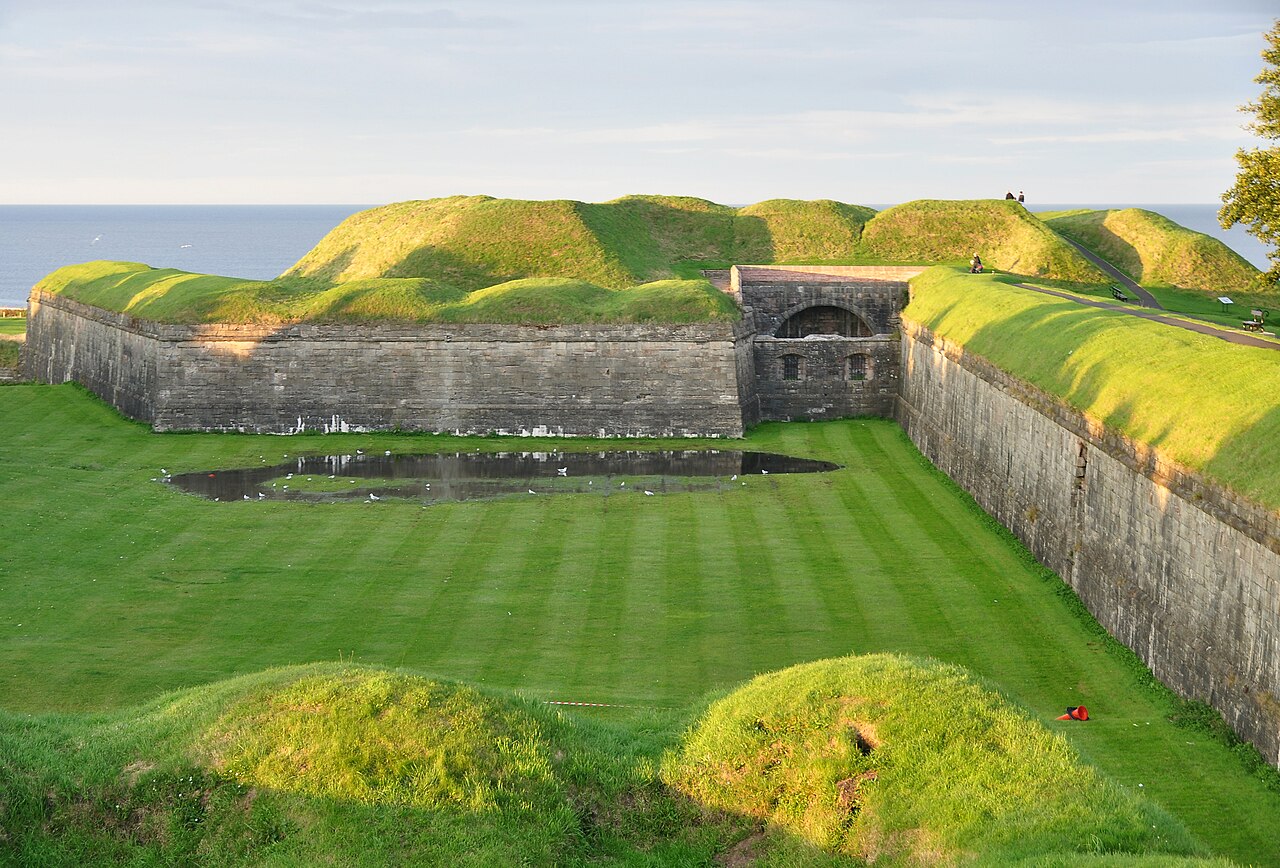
[1221,19,1280,286]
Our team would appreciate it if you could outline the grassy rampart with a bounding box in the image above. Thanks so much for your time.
[35,262,738,325]
[2,656,1218,865]
[904,267,1280,511]
[1040,208,1264,294]
[34,197,1159,325]
[861,199,1108,282]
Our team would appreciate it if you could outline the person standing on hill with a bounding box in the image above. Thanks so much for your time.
[1018,191,1025,203]
[1005,191,1015,200]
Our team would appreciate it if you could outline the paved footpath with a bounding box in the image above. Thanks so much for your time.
[1012,283,1280,352]
[1055,234,1164,309]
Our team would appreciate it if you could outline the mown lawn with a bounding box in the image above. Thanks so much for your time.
[0,385,1277,862]
[0,317,25,336]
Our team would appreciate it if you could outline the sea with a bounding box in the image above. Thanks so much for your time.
[0,203,1270,310]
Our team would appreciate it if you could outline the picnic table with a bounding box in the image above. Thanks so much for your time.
[1110,286,1130,303]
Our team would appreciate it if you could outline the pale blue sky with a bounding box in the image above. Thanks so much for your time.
[1,0,1275,204]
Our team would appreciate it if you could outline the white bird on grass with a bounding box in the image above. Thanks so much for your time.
[528,489,536,494]
[731,474,737,481]
[368,494,380,501]
[761,469,769,474]
[644,490,654,496]
[557,467,568,476]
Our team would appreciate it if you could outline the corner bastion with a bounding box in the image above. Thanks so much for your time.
[22,266,924,436]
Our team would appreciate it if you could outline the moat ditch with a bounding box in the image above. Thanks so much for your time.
[164,449,841,504]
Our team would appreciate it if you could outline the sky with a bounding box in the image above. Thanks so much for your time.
[1,0,1276,205]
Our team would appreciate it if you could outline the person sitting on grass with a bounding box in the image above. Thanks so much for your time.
[970,253,983,274]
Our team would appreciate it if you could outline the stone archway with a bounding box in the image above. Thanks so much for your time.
[774,304,873,338]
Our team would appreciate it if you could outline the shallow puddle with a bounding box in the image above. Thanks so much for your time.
[164,450,840,504]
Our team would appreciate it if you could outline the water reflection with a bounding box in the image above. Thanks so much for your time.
[165,450,840,504]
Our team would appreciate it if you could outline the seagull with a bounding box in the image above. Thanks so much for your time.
[243,495,250,501]
[528,489,536,494]
[179,243,193,249]
[368,494,380,501]
[258,493,266,499]
[385,450,391,456]
[557,467,568,476]
[731,474,737,481]
[644,490,654,496]
[620,481,625,486]
[761,469,769,474]
[588,480,593,485]
[356,449,364,455]
[91,234,102,245]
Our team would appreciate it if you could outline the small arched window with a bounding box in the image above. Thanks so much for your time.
[782,354,805,381]
[846,353,870,381]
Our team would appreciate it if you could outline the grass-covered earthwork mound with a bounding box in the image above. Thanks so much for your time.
[34,195,1162,325]
[1040,208,1264,295]
[283,195,882,288]
[36,261,739,326]
[2,656,1221,866]
[860,199,1108,282]
[904,267,1280,511]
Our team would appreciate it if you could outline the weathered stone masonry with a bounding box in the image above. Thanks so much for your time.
[24,291,752,437]
[898,319,1280,766]
[732,266,922,421]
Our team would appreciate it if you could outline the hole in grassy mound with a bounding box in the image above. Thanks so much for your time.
[665,653,1205,865]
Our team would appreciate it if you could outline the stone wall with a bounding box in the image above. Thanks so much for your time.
[24,293,160,420]
[736,266,921,422]
[731,265,923,337]
[753,336,898,421]
[24,291,751,437]
[898,319,1280,765]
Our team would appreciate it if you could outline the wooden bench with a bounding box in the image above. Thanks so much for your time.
[1110,286,1130,302]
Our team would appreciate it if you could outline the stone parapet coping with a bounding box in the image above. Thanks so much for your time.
[29,290,753,344]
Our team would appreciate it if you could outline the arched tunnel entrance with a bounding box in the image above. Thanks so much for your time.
[775,305,874,338]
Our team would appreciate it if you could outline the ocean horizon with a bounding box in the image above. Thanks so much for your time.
[0,202,1269,310]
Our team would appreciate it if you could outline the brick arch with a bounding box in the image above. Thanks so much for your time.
[773,302,873,338]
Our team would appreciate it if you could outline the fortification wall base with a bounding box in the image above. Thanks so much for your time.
[24,291,750,437]
[898,319,1280,766]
